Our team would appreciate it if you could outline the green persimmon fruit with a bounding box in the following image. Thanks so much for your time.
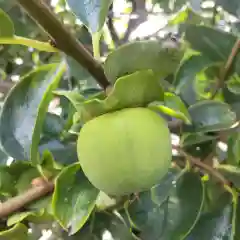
[77,107,172,196]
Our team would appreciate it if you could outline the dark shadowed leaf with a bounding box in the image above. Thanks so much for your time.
[126,171,204,240]
[151,167,182,205]
[227,132,240,166]
[0,8,14,37]
[174,55,217,94]
[39,140,78,165]
[188,100,237,132]
[180,133,217,147]
[216,164,240,188]
[52,163,99,235]
[42,113,64,137]
[66,0,112,33]
[187,200,233,239]
[61,212,134,240]
[0,62,66,163]
[216,0,240,18]
[0,223,28,240]
[104,39,184,83]
[0,148,9,166]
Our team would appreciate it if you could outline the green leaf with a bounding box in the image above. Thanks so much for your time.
[61,212,134,240]
[148,91,191,123]
[0,223,28,240]
[216,164,240,188]
[53,90,85,113]
[216,0,240,18]
[148,102,190,124]
[227,132,240,166]
[168,5,204,26]
[227,74,240,95]
[0,62,66,163]
[0,8,14,37]
[187,200,233,240]
[39,140,78,165]
[185,25,237,62]
[66,0,112,33]
[104,39,184,83]
[151,167,182,205]
[0,36,58,52]
[52,163,99,235]
[180,133,217,147]
[57,70,164,123]
[126,171,204,240]
[43,112,64,137]
[7,210,45,226]
[66,56,97,88]
[15,168,40,193]
[0,167,15,196]
[174,55,217,94]
[188,100,237,132]
[164,92,191,123]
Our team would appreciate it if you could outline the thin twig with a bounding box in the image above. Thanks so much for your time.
[211,39,240,99]
[0,180,54,218]
[172,145,229,185]
[16,0,110,89]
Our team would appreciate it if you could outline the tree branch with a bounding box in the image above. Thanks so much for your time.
[211,39,240,99]
[172,145,229,186]
[16,0,110,89]
[0,180,54,218]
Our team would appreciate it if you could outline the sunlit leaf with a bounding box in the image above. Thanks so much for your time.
[66,0,112,33]
[104,39,184,83]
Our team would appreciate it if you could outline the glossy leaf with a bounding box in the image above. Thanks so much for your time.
[180,133,217,147]
[216,164,240,188]
[188,100,237,132]
[52,163,99,235]
[126,172,204,240]
[57,70,164,123]
[0,223,28,240]
[164,92,191,123]
[151,167,182,205]
[187,201,233,239]
[174,55,217,94]
[0,62,66,163]
[67,0,112,33]
[148,101,190,124]
[104,39,184,83]
[185,25,237,62]
[227,132,240,166]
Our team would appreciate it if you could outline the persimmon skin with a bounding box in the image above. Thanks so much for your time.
[77,107,172,196]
